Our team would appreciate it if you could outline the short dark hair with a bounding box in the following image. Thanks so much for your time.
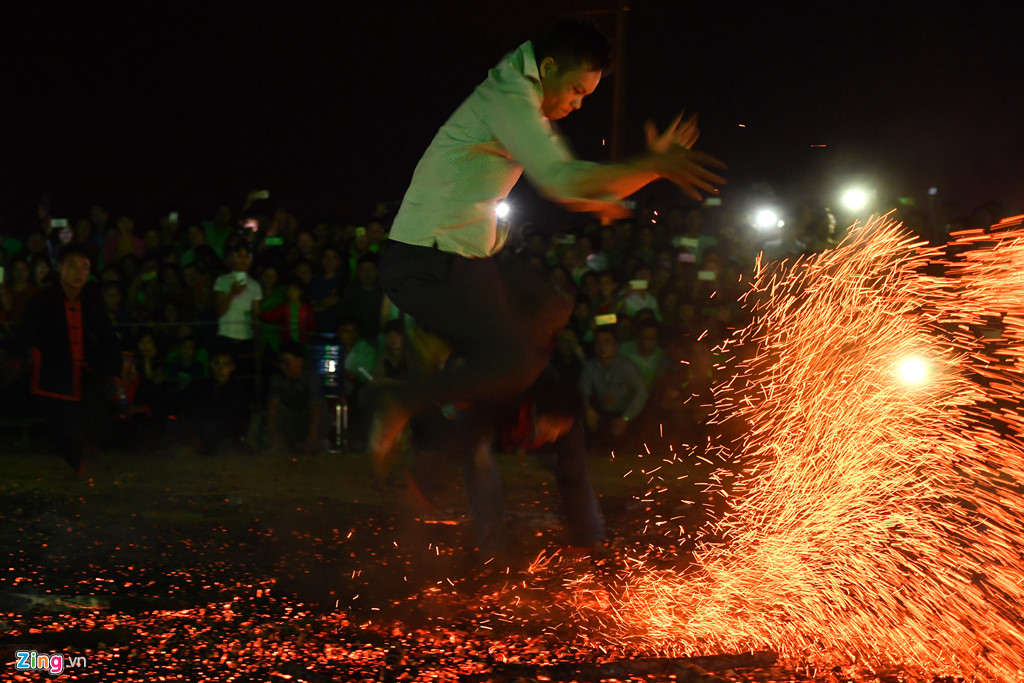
[594,324,618,342]
[228,242,252,257]
[280,339,306,359]
[57,242,92,264]
[534,17,612,73]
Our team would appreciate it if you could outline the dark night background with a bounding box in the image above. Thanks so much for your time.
[5,1,1023,229]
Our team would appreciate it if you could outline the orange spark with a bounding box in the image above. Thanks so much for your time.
[598,214,1024,683]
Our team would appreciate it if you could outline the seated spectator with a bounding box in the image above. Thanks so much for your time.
[266,340,327,453]
[370,318,415,386]
[620,266,661,320]
[338,317,378,449]
[32,257,55,288]
[579,269,600,305]
[551,326,586,385]
[548,264,575,299]
[110,350,159,449]
[347,223,382,276]
[309,245,346,333]
[619,317,669,392]
[593,270,621,316]
[102,216,145,267]
[341,253,384,341]
[261,279,316,349]
[182,349,251,455]
[569,295,595,353]
[338,319,377,390]
[202,205,235,261]
[633,224,656,266]
[291,258,314,289]
[179,224,207,267]
[0,258,38,326]
[166,335,209,394]
[135,330,168,417]
[580,322,648,451]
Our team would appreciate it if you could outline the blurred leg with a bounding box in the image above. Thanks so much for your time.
[552,420,605,546]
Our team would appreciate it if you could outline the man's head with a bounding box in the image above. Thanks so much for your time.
[534,18,612,120]
[384,318,405,354]
[337,319,359,350]
[355,254,378,288]
[228,244,253,273]
[211,351,236,386]
[278,340,306,380]
[636,319,661,356]
[58,243,92,296]
[593,325,619,363]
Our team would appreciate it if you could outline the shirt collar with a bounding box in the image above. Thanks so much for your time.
[519,40,541,84]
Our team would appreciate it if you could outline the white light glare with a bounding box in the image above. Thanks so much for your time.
[754,208,783,231]
[897,357,929,384]
[496,201,511,219]
[842,188,869,211]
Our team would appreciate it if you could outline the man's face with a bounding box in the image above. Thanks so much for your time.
[385,330,403,353]
[539,58,601,120]
[322,249,340,274]
[59,254,91,292]
[279,352,304,380]
[211,354,236,385]
[594,331,618,362]
[102,285,122,309]
[338,324,358,348]
[232,249,252,272]
[637,326,659,356]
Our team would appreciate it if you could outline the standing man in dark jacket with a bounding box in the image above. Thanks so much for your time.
[13,243,122,475]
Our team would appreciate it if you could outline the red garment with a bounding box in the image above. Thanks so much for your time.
[32,297,88,400]
[261,302,316,345]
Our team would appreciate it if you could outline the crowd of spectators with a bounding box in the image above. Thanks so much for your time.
[0,192,1010,456]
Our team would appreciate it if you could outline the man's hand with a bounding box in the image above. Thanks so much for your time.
[650,147,727,202]
[585,407,600,432]
[641,111,725,201]
[229,279,247,297]
[645,111,699,154]
[610,417,628,437]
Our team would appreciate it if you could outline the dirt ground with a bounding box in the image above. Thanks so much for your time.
[0,433,755,682]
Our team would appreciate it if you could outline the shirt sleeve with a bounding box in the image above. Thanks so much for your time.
[477,64,615,207]
[213,274,231,294]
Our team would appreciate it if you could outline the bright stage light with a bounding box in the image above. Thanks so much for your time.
[496,201,511,219]
[754,208,783,231]
[896,356,928,384]
[842,188,870,211]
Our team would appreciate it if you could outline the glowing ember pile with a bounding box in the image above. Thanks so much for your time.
[602,215,1024,682]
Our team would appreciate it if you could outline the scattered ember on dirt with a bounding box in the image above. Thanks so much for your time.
[5,215,1024,681]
